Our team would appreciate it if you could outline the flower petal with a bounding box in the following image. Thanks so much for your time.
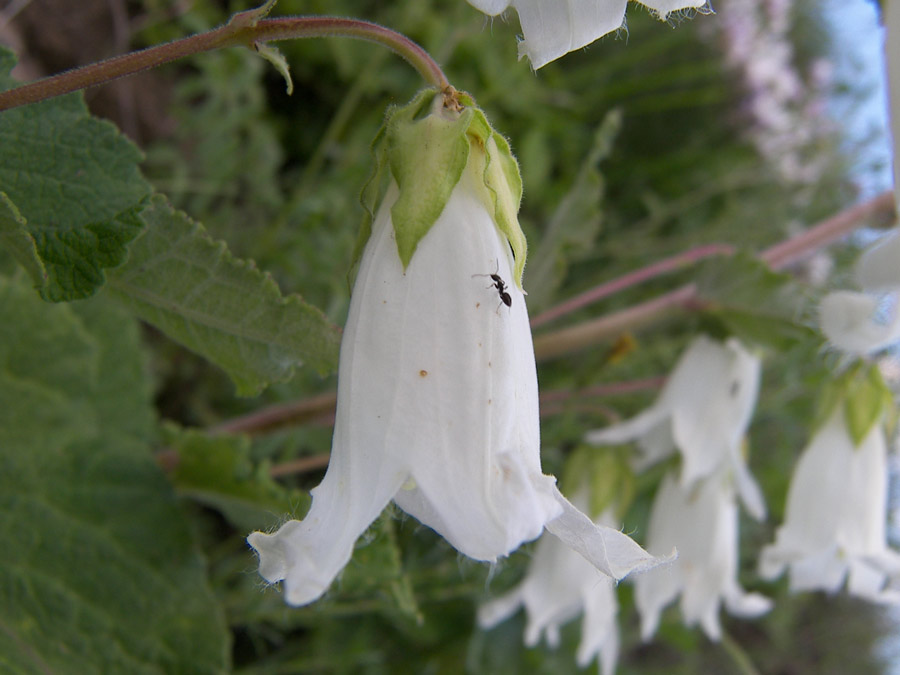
[512,0,628,69]
[666,337,761,488]
[819,290,900,354]
[466,0,512,14]
[545,487,674,580]
[246,451,408,606]
[365,177,560,560]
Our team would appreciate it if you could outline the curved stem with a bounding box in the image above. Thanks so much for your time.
[530,243,735,329]
[532,190,896,360]
[0,15,448,112]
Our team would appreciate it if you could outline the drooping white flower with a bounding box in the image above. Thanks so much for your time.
[248,89,670,607]
[759,405,900,603]
[586,335,766,520]
[819,229,900,354]
[478,494,621,675]
[635,469,773,641]
[467,0,709,69]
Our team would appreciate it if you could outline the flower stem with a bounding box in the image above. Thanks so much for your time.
[0,15,448,112]
[720,630,762,675]
[532,190,896,360]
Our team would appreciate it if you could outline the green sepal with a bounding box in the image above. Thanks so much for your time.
[812,362,894,447]
[0,192,48,290]
[464,109,527,287]
[561,445,635,522]
[844,362,893,446]
[387,89,471,269]
[371,88,528,283]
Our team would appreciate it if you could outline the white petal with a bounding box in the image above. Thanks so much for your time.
[635,471,769,641]
[819,290,900,354]
[546,486,675,580]
[760,408,900,597]
[246,452,407,606]
[479,499,621,673]
[366,179,560,560]
[638,0,708,18]
[666,337,761,488]
[477,586,527,629]
[512,0,628,69]
[576,577,619,673]
[466,0,512,15]
[588,336,762,486]
[856,229,900,292]
[249,174,562,604]
[584,405,672,462]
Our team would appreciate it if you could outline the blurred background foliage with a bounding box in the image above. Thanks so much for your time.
[4,0,898,672]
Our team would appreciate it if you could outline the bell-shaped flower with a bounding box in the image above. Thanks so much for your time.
[819,229,900,354]
[248,89,670,607]
[759,402,900,603]
[467,0,709,69]
[635,469,773,641]
[586,335,766,520]
[478,492,621,675]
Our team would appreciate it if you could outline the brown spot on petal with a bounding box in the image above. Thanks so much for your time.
[419,370,428,377]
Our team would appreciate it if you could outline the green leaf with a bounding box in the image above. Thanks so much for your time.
[0,192,47,289]
[525,110,620,309]
[106,196,341,396]
[0,275,229,674]
[165,424,310,532]
[0,48,151,301]
[339,512,422,624]
[696,253,816,350]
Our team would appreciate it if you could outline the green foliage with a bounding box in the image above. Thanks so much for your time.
[106,196,341,396]
[696,253,819,350]
[165,424,309,532]
[0,50,151,302]
[0,0,893,673]
[0,275,229,674]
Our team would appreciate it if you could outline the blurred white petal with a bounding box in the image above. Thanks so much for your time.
[479,496,622,675]
[467,0,708,68]
[819,290,900,354]
[636,471,772,642]
[760,408,900,603]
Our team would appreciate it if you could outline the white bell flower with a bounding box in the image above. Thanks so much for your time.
[467,0,709,69]
[248,89,670,607]
[478,495,621,675]
[819,229,900,354]
[586,336,766,520]
[759,406,900,603]
[635,469,773,641]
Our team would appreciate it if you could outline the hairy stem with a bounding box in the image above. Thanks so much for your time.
[0,15,448,111]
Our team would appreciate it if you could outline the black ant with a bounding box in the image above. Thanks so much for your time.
[472,260,512,310]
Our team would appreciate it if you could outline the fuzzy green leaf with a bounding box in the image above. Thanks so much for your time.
[106,196,341,395]
[0,192,47,289]
[697,253,816,349]
[166,424,310,532]
[0,48,151,301]
[0,275,229,674]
